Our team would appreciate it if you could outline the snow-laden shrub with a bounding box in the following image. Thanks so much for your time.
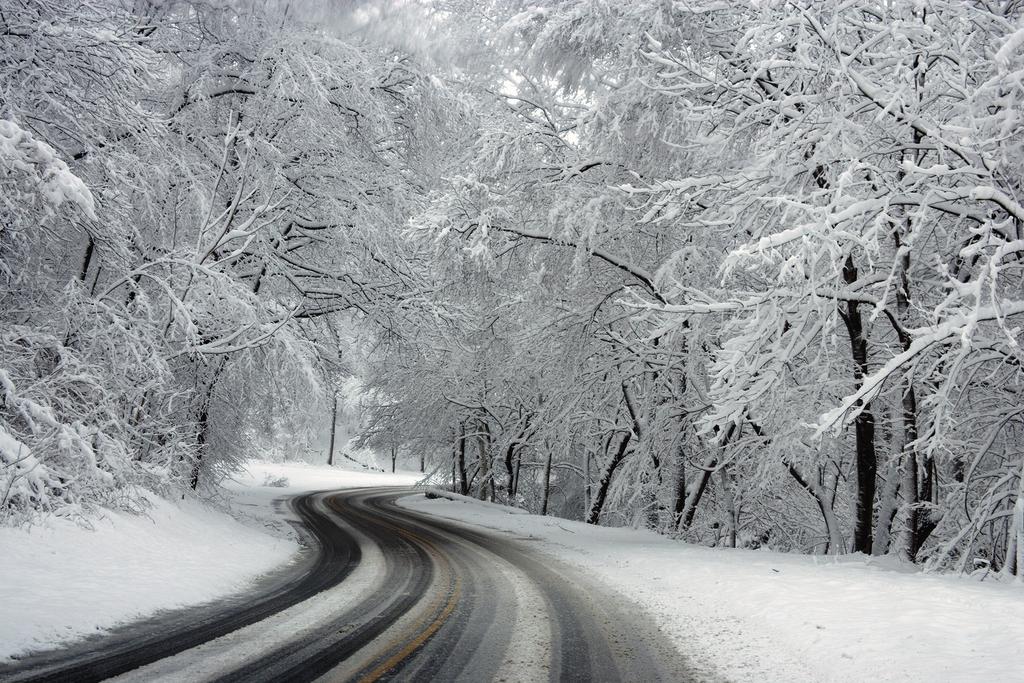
[261,473,289,488]
[0,310,200,523]
[1,329,122,519]
[0,113,194,522]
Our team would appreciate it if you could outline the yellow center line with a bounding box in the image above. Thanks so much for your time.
[357,575,462,683]
[328,494,462,683]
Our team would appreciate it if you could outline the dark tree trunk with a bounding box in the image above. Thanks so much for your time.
[586,432,632,524]
[913,457,938,557]
[540,450,553,516]
[842,255,877,554]
[327,392,338,466]
[680,423,738,531]
[670,339,690,525]
[583,449,591,513]
[512,450,522,498]
[503,415,530,502]
[672,439,687,524]
[504,442,516,501]
[190,399,210,490]
[902,51,936,559]
[718,467,738,548]
[88,264,103,296]
[79,236,95,283]
[189,358,227,490]
[887,173,936,560]
[680,460,714,530]
[457,423,468,495]
[477,419,494,502]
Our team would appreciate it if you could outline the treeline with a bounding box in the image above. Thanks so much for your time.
[0,0,459,519]
[3,0,1022,576]
[357,0,1024,575]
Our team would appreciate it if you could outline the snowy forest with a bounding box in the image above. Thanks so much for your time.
[2,0,1023,577]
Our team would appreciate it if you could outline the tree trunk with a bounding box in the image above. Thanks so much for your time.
[679,423,736,531]
[586,432,632,524]
[718,467,737,548]
[583,448,591,516]
[788,463,845,554]
[189,358,227,490]
[79,235,95,283]
[512,449,522,498]
[504,416,529,502]
[457,423,468,495]
[901,48,937,561]
[327,391,338,466]
[672,438,687,525]
[891,219,935,559]
[190,399,210,490]
[88,264,103,296]
[391,444,396,473]
[679,456,715,530]
[504,442,516,502]
[540,449,553,516]
[1002,461,1024,578]
[842,255,877,554]
[873,454,901,555]
[476,419,494,502]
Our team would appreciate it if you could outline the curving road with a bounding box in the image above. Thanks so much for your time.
[1,488,695,682]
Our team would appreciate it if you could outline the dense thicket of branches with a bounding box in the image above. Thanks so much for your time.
[0,0,454,519]
[3,0,1023,577]
[355,0,1024,576]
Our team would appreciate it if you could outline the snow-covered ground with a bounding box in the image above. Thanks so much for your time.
[0,460,421,662]
[6,459,1019,682]
[228,460,422,495]
[401,492,1024,683]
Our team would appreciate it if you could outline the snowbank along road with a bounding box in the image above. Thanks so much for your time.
[0,487,696,682]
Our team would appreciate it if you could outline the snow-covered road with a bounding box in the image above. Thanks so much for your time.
[401,493,1024,683]
[3,487,694,682]
[0,462,420,668]
[3,462,1022,682]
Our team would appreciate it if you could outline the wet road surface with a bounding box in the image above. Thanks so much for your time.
[0,488,694,682]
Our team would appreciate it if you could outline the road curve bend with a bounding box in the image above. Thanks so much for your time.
[0,487,696,683]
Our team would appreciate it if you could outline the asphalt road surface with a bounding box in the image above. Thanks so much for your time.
[0,488,695,682]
